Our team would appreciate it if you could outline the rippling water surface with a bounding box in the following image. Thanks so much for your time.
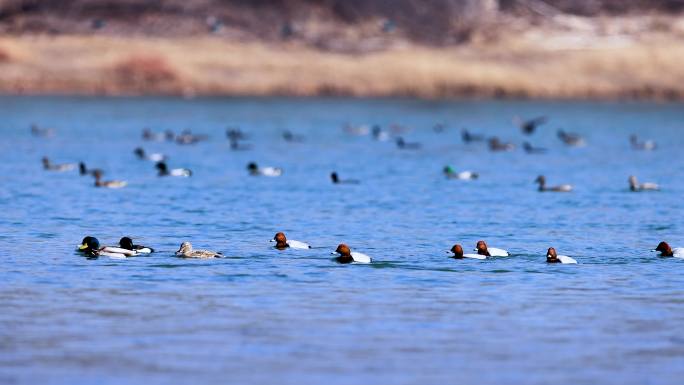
[1,96,683,385]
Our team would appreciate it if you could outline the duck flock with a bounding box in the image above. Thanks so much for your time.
[33,115,680,265]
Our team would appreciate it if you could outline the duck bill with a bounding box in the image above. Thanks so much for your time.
[78,243,88,250]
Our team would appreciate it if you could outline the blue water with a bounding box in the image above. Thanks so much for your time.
[1,96,683,385]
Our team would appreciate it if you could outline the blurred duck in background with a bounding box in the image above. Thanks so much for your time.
[630,135,656,151]
[30,124,55,138]
[535,175,572,192]
[488,137,515,151]
[247,162,282,177]
[176,130,207,145]
[461,128,484,143]
[372,125,390,141]
[142,128,166,141]
[443,166,478,180]
[42,157,76,172]
[628,175,659,191]
[283,130,305,142]
[396,136,421,149]
[156,161,192,177]
[523,142,547,154]
[134,147,167,162]
[79,162,103,177]
[331,172,360,184]
[513,115,547,135]
[546,247,577,264]
[448,244,486,260]
[93,170,127,188]
[270,232,311,250]
[558,130,586,147]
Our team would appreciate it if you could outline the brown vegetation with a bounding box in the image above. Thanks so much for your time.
[112,55,178,90]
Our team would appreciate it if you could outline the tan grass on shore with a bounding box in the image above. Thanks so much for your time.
[1,25,683,100]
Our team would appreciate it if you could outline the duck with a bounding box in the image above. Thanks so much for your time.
[629,175,659,192]
[461,129,484,143]
[78,236,138,258]
[443,166,478,180]
[270,232,312,250]
[343,124,370,136]
[523,142,547,154]
[630,135,656,151]
[142,128,166,141]
[226,128,248,141]
[119,237,154,253]
[331,172,360,184]
[134,147,167,162]
[79,162,103,177]
[331,244,372,264]
[396,137,421,150]
[156,161,192,177]
[283,130,305,142]
[247,162,282,177]
[475,240,509,257]
[176,130,207,145]
[535,175,572,192]
[448,244,486,259]
[488,137,515,151]
[372,125,390,141]
[513,116,547,135]
[653,241,684,258]
[546,247,577,264]
[175,242,223,258]
[30,124,55,137]
[93,170,127,188]
[557,130,586,147]
[42,157,76,172]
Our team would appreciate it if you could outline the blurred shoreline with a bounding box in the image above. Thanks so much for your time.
[2,14,684,100]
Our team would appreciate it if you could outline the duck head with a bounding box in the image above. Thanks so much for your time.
[546,247,559,263]
[42,157,50,169]
[628,175,638,191]
[176,242,192,255]
[475,240,490,256]
[272,232,288,249]
[654,241,673,256]
[333,243,354,264]
[78,236,100,253]
[450,244,464,259]
[331,172,339,184]
[119,237,134,250]
[156,161,168,175]
[247,162,258,174]
[134,147,145,159]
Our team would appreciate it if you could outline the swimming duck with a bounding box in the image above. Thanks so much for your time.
[448,244,486,259]
[331,244,372,264]
[78,236,138,258]
[176,130,207,145]
[247,162,282,177]
[142,128,166,141]
[557,130,586,147]
[653,241,684,258]
[443,166,478,180]
[93,170,127,189]
[372,125,390,141]
[79,162,103,177]
[629,175,659,192]
[513,116,547,135]
[396,137,421,150]
[523,142,547,154]
[119,237,154,253]
[546,247,577,264]
[630,135,656,151]
[134,147,167,162]
[488,137,515,151]
[270,232,312,250]
[343,124,370,136]
[226,128,248,141]
[535,175,572,192]
[42,157,76,172]
[31,124,55,138]
[175,242,223,258]
[461,129,484,143]
[331,172,360,184]
[475,240,509,257]
[283,130,305,142]
[156,161,192,177]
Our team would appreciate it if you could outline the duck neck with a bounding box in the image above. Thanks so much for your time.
[275,241,288,249]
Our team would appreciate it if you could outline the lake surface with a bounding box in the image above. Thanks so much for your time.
[1,96,683,385]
